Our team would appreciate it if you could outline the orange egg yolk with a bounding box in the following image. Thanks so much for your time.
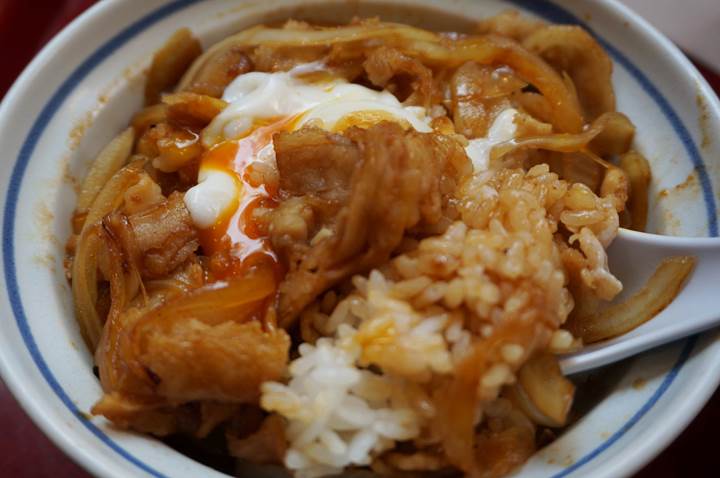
[197,118,297,280]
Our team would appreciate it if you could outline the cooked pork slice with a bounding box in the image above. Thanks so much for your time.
[106,191,199,279]
[363,46,433,106]
[138,319,290,403]
[274,126,361,203]
[270,122,471,326]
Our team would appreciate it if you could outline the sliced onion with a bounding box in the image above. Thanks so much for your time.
[76,128,134,216]
[505,353,574,427]
[476,10,546,42]
[73,221,133,352]
[145,28,202,106]
[73,161,146,350]
[82,161,143,233]
[130,265,277,341]
[619,150,651,231]
[450,36,582,133]
[101,224,129,323]
[514,91,554,124]
[162,92,227,127]
[567,256,696,343]
[71,224,104,350]
[430,318,549,473]
[560,152,606,192]
[490,111,627,162]
[524,25,615,121]
[131,104,168,134]
[589,112,635,157]
[96,301,152,395]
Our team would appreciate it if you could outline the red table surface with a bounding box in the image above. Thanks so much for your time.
[1,1,719,477]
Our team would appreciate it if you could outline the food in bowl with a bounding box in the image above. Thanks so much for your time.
[65,11,693,478]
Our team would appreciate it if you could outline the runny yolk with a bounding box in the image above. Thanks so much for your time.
[198,118,297,280]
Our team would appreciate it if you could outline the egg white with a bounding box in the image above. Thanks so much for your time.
[184,63,518,232]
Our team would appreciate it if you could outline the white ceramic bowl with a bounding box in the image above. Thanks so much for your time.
[1,1,719,477]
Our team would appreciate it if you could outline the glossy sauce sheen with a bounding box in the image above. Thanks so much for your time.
[199,125,289,279]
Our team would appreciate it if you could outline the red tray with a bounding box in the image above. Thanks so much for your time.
[1,1,718,476]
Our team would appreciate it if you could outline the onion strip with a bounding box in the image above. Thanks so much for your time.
[567,256,696,343]
[145,28,202,105]
[131,104,168,134]
[131,265,277,341]
[620,150,651,231]
[523,25,615,121]
[490,112,626,162]
[589,112,635,157]
[73,161,145,349]
[506,353,574,427]
[82,161,143,234]
[71,224,104,350]
[76,128,134,216]
[101,226,128,330]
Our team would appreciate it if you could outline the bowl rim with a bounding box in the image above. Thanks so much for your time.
[0,1,719,477]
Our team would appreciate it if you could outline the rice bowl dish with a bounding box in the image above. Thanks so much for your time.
[1,2,719,478]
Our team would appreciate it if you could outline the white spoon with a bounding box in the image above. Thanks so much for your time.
[559,228,720,375]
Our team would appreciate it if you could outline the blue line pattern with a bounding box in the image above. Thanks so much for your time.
[3,1,202,476]
[550,336,697,478]
[1,0,715,477]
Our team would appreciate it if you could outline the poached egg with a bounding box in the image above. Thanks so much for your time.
[182,63,518,271]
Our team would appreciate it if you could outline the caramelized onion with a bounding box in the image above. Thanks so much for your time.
[131,104,168,134]
[76,128,134,217]
[73,220,135,351]
[558,152,606,192]
[131,265,276,336]
[567,256,696,343]
[82,161,143,233]
[74,161,146,350]
[514,91,554,125]
[162,92,228,127]
[491,112,626,162]
[145,28,202,105]
[71,224,104,349]
[506,353,574,427]
[491,113,633,192]
[620,150,651,231]
[524,25,615,121]
[431,318,552,474]
[476,10,545,42]
[589,112,635,157]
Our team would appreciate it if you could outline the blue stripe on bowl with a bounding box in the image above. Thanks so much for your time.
[3,3,199,477]
[1,0,715,477]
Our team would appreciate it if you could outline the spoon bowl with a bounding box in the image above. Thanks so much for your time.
[560,228,720,375]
